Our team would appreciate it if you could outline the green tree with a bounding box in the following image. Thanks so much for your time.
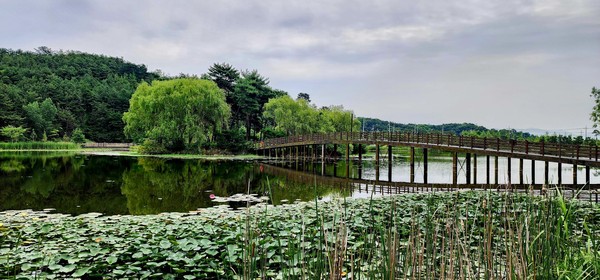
[232,70,285,139]
[123,78,231,153]
[23,98,58,138]
[297,92,311,102]
[591,86,600,133]
[206,63,239,96]
[1,125,27,142]
[71,128,86,144]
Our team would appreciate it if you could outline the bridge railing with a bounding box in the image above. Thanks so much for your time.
[257,132,599,161]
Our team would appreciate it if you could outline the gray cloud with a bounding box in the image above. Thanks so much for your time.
[1,0,598,131]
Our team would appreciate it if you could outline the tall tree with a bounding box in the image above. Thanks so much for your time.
[591,86,600,133]
[123,78,231,153]
[232,70,285,139]
[206,63,239,95]
[297,92,311,102]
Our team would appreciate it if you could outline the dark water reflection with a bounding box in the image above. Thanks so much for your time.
[2,152,598,215]
[0,152,348,215]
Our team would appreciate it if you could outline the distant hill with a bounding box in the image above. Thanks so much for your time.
[0,47,158,142]
[358,117,489,135]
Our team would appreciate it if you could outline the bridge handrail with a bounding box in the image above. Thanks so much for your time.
[256,132,599,161]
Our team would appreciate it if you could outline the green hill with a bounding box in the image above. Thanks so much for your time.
[0,47,158,142]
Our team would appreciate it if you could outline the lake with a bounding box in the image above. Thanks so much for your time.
[1,151,598,215]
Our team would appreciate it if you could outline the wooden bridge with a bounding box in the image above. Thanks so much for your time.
[81,143,134,150]
[255,132,600,186]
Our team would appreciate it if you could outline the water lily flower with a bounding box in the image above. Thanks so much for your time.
[209,194,216,200]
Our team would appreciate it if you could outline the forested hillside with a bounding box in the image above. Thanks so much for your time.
[359,117,489,135]
[0,47,157,142]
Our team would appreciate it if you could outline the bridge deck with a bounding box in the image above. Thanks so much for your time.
[257,132,600,167]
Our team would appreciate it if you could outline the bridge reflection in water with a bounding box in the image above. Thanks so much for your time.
[260,159,600,203]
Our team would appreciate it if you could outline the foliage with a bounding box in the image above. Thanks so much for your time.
[1,191,598,279]
[0,47,158,142]
[22,98,57,140]
[263,96,360,137]
[212,128,253,153]
[297,92,311,102]
[359,117,488,135]
[591,86,600,132]
[70,128,86,144]
[0,125,27,142]
[0,142,79,150]
[123,78,231,153]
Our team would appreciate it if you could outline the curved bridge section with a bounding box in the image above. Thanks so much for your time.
[256,132,600,186]
[257,132,599,167]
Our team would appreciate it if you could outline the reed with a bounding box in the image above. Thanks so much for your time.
[0,141,79,150]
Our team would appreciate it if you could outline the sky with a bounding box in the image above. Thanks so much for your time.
[1,0,599,134]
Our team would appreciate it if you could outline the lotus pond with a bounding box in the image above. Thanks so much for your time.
[2,191,600,279]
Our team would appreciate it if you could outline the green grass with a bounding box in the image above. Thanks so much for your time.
[0,141,79,150]
[1,190,599,279]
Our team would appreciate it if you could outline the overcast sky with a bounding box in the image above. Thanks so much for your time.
[2,0,599,134]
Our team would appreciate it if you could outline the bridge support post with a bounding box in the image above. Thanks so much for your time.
[586,165,590,185]
[452,152,458,185]
[346,144,350,162]
[558,162,562,186]
[410,147,415,183]
[333,144,337,161]
[519,159,524,184]
[358,144,363,180]
[473,154,477,184]
[486,155,490,185]
[296,146,299,161]
[494,156,499,185]
[507,157,512,185]
[573,164,578,185]
[321,145,325,176]
[544,161,549,185]
[532,160,536,185]
[466,153,471,184]
[423,148,428,184]
[346,161,350,179]
[313,144,317,161]
[387,145,392,182]
[375,145,380,182]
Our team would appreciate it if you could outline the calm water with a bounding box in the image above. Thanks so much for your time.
[1,151,598,215]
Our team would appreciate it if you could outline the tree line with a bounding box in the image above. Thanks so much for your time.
[0,47,157,142]
[2,47,598,153]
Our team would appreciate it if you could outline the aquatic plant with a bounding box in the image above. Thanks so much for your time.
[0,190,599,279]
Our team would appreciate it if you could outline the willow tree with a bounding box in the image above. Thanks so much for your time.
[123,78,231,153]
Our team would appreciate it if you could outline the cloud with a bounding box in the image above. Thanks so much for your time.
[0,0,598,130]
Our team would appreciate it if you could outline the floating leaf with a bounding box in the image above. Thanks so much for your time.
[72,266,92,277]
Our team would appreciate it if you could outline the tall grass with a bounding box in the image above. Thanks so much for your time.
[237,187,600,279]
[0,141,79,150]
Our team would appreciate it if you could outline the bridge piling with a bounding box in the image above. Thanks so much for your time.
[494,156,499,185]
[452,152,458,185]
[486,155,490,185]
[532,160,536,185]
[410,147,415,183]
[586,166,591,185]
[473,154,478,184]
[346,144,350,162]
[508,157,512,185]
[558,162,562,185]
[466,153,471,184]
[573,164,578,185]
[423,148,428,184]
[544,161,549,185]
[519,159,524,184]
